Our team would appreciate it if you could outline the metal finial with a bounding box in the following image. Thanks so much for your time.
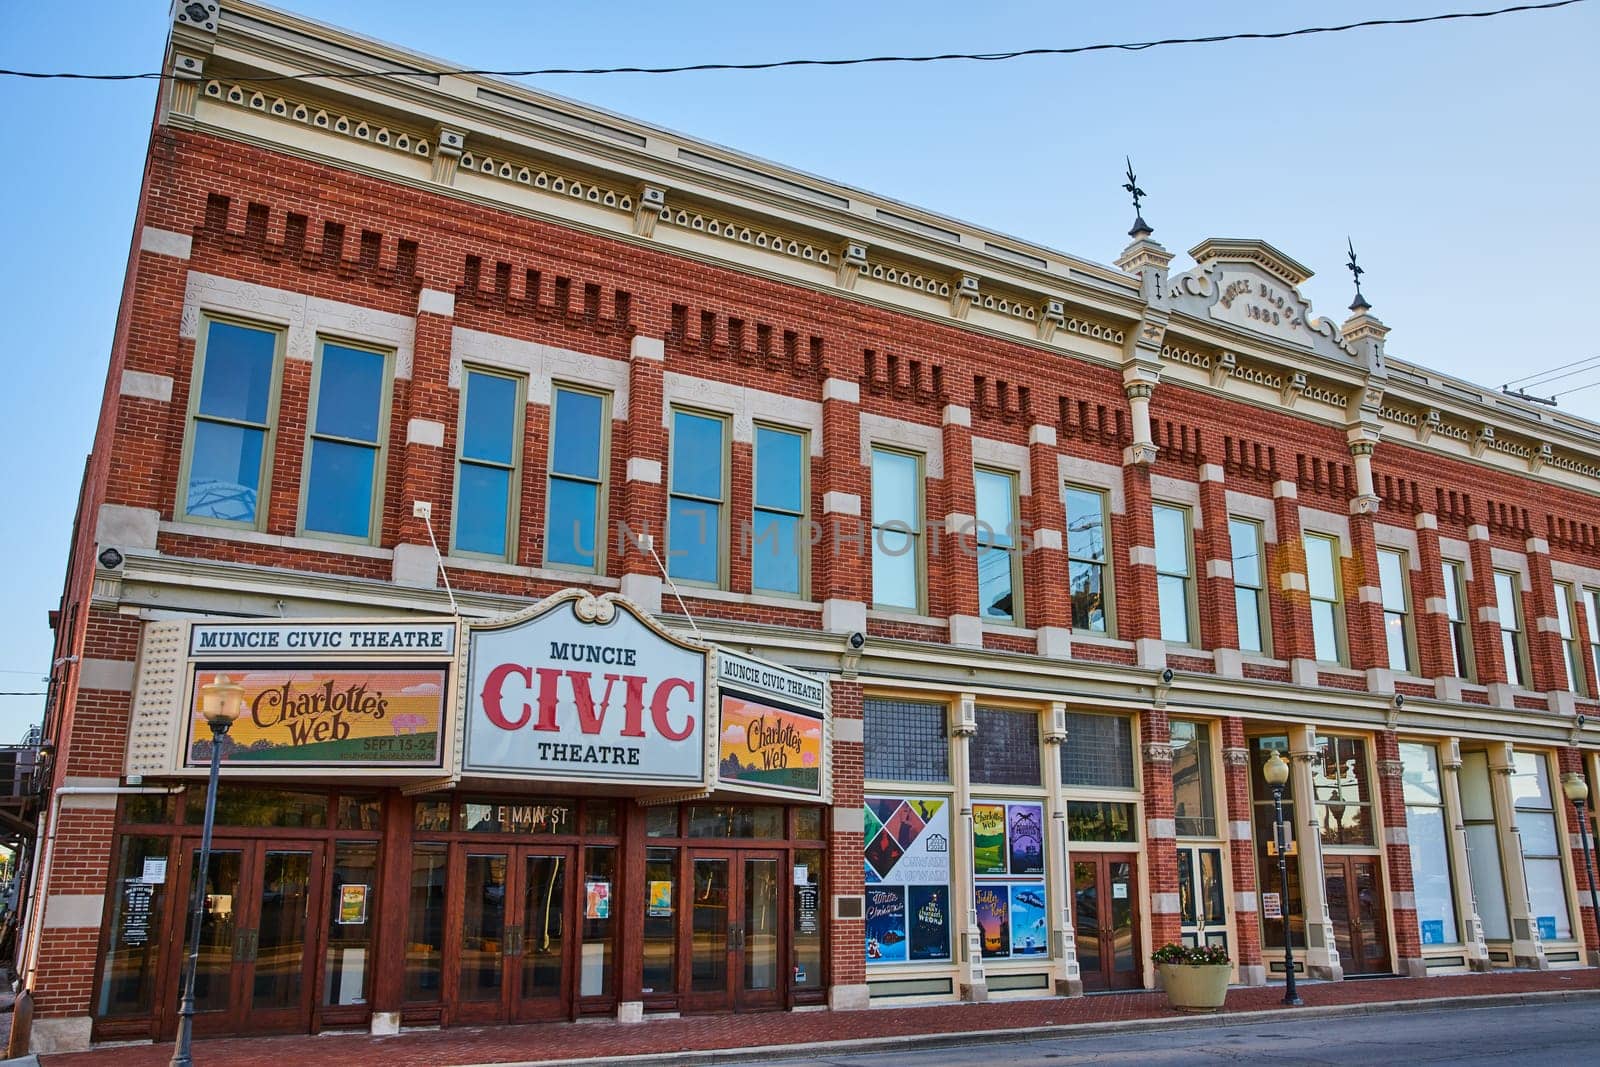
[1346,237,1371,312]
[1124,157,1151,238]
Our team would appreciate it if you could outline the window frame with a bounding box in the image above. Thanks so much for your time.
[1169,718,1219,839]
[1152,501,1197,646]
[543,382,613,574]
[450,366,527,562]
[666,406,731,589]
[1229,516,1271,656]
[1442,559,1475,682]
[176,313,287,532]
[1586,589,1600,692]
[1064,484,1116,637]
[1377,546,1416,674]
[1397,740,1461,946]
[973,466,1023,625]
[1493,569,1529,687]
[870,446,926,614]
[1303,532,1346,665]
[296,335,395,545]
[750,421,811,600]
[1554,581,1585,696]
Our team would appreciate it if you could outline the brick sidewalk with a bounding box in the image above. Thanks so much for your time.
[41,968,1600,1067]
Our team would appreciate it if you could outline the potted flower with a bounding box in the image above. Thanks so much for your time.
[1151,942,1231,1012]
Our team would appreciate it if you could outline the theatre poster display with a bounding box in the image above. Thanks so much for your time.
[972,801,1048,960]
[863,795,951,965]
[715,649,829,800]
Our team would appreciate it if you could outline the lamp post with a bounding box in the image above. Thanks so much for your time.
[1561,771,1600,960]
[1262,749,1303,1006]
[171,675,244,1067]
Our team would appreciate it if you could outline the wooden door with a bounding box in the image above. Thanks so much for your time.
[1325,854,1392,975]
[1072,853,1141,991]
[449,844,579,1024]
[683,849,786,1012]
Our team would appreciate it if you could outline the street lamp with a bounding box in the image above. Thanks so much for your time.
[171,675,244,1067]
[1262,749,1303,1006]
[1560,771,1600,961]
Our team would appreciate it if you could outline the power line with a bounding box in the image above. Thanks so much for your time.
[0,692,45,697]
[1554,379,1600,399]
[0,1,1585,82]
[1504,353,1600,388]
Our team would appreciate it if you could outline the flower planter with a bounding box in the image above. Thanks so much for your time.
[1157,961,1231,1012]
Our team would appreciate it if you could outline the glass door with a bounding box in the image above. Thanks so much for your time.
[451,845,578,1024]
[1072,853,1141,991]
[1325,855,1391,975]
[1177,847,1228,952]
[517,849,573,1020]
[738,852,782,1011]
[686,853,732,1011]
[685,850,786,1011]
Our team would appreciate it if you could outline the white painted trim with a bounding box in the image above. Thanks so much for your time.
[1205,559,1233,580]
[1059,454,1124,514]
[1128,545,1157,567]
[629,335,665,362]
[452,326,630,414]
[941,403,971,427]
[120,369,173,403]
[1028,423,1057,447]
[822,377,859,404]
[140,226,192,259]
[626,457,662,484]
[972,437,1032,496]
[1224,490,1277,542]
[1033,528,1062,551]
[832,806,865,832]
[833,717,864,744]
[158,520,395,560]
[405,418,445,446]
[1199,463,1225,483]
[665,371,824,453]
[417,288,455,316]
[861,414,943,477]
[822,491,860,516]
[1272,480,1298,499]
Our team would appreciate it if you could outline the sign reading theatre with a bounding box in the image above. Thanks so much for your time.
[716,649,828,800]
[465,591,710,786]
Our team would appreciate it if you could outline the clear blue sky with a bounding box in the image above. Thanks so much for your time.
[2,1,1597,741]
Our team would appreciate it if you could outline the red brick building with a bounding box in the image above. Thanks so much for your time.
[18,1,1600,1053]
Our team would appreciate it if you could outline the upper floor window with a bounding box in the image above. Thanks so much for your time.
[871,448,923,612]
[1377,548,1413,673]
[751,425,808,597]
[974,468,1021,623]
[1229,517,1269,655]
[1065,486,1111,635]
[1493,570,1527,686]
[545,386,609,571]
[668,409,729,586]
[453,369,523,560]
[971,707,1041,787]
[864,698,948,783]
[1555,582,1584,694]
[1060,711,1134,790]
[1442,560,1473,680]
[1304,533,1344,664]
[1586,589,1600,688]
[180,317,283,528]
[301,339,391,542]
[1153,503,1195,645]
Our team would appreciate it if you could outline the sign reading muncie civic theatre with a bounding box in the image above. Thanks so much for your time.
[464,591,711,785]
[716,650,828,800]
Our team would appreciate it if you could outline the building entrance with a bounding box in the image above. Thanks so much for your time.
[1324,855,1391,975]
[684,849,784,1012]
[1177,846,1228,952]
[450,844,581,1024]
[1072,853,1140,991]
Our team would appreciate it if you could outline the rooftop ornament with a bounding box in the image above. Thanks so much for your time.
[1124,157,1151,238]
[1346,237,1371,312]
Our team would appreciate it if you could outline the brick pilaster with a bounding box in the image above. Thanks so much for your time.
[1466,524,1509,686]
[1411,512,1452,680]
[939,401,980,645]
[1270,481,1315,667]
[1345,505,1386,675]
[1524,536,1564,693]
[828,682,867,1003]
[1140,709,1181,951]
[1557,747,1600,963]
[1196,463,1239,656]
[619,337,667,606]
[817,373,867,633]
[1120,462,1159,658]
[1024,424,1071,652]
[1221,717,1264,982]
[1376,730,1424,975]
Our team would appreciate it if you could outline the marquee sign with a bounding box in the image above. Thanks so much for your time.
[463,591,712,787]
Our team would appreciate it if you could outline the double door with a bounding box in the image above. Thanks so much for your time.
[170,838,323,1037]
[1177,846,1228,952]
[1072,852,1140,991]
[684,849,783,1012]
[1324,854,1391,975]
[451,844,579,1024]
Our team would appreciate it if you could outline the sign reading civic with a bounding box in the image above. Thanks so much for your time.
[716,649,829,800]
[464,591,710,786]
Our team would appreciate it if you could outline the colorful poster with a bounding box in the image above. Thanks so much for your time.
[1420,919,1445,945]
[1008,884,1048,956]
[186,667,447,767]
[586,881,611,920]
[718,694,823,795]
[975,885,1010,958]
[908,884,949,961]
[972,804,1007,874]
[1007,803,1045,875]
[865,886,907,962]
[863,795,952,965]
[338,884,369,925]
[647,880,672,917]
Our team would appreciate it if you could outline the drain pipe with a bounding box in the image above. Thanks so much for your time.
[12,785,184,1029]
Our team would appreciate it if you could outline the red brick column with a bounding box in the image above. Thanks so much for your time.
[828,681,868,1006]
[939,400,980,645]
[1196,462,1239,658]
[817,372,867,634]
[390,286,458,585]
[1557,747,1600,964]
[1024,423,1071,655]
[1140,708,1181,961]
[1270,481,1316,669]
[1120,461,1160,661]
[1221,717,1264,983]
[1466,523,1509,687]
[1345,507,1386,676]
[1411,512,1452,682]
[1376,730,1424,975]
[619,338,667,606]
[1523,536,1564,694]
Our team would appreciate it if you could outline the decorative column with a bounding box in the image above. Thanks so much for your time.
[1221,717,1265,984]
[1557,746,1600,966]
[1411,511,1457,691]
[391,283,460,589]
[1375,731,1425,975]
[818,371,868,636]
[369,791,415,1034]
[1272,480,1317,684]
[1346,435,1389,688]
[950,695,985,1001]
[1523,534,1566,702]
[1466,522,1511,697]
[1486,742,1548,968]
[1289,725,1342,980]
[1027,423,1072,658]
[1439,738,1493,970]
[1042,702,1082,995]
[941,399,981,647]
[1141,706,1180,970]
[1121,455,1162,668]
[619,335,668,612]
[1197,461,1242,674]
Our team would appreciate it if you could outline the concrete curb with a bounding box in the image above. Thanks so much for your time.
[457,987,1600,1067]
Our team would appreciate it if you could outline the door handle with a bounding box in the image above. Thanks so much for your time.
[506,925,524,956]
[235,930,259,962]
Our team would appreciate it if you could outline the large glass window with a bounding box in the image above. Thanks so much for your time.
[1304,533,1344,663]
[1153,503,1194,645]
[971,708,1040,787]
[1587,589,1600,690]
[98,836,171,1016]
[302,340,390,540]
[1250,735,1304,950]
[1512,751,1572,941]
[1494,571,1527,686]
[1170,720,1216,837]
[1555,583,1584,694]
[453,369,523,559]
[324,841,378,1007]
[871,448,923,611]
[751,425,807,596]
[975,469,1021,623]
[405,843,448,1001]
[546,386,609,570]
[1060,712,1134,789]
[1443,560,1473,680]
[1065,486,1111,634]
[668,410,728,585]
[1230,517,1268,654]
[182,318,282,526]
[1311,735,1373,846]
[1459,750,1511,941]
[1399,743,1459,945]
[1378,548,1413,672]
[864,699,948,783]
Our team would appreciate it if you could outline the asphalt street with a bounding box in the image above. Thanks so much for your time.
[733,999,1600,1066]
